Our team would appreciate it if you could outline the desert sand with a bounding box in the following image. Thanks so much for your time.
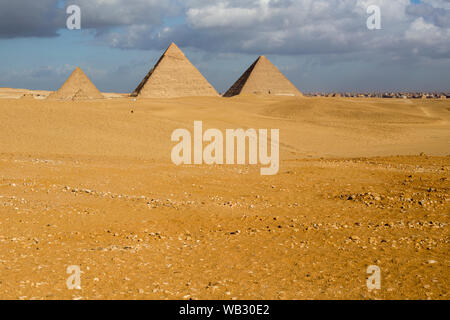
[0,93,448,300]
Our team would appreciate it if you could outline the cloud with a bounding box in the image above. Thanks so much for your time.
[0,0,178,39]
[186,0,273,29]
[94,0,450,64]
[2,0,449,62]
[406,1,450,27]
[5,65,76,79]
[70,0,179,31]
[404,17,450,58]
[0,0,64,38]
[421,0,450,10]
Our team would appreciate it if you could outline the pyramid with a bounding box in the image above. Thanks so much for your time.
[224,56,302,97]
[47,67,104,101]
[132,43,218,98]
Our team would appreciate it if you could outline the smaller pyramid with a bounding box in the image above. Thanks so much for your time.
[47,67,104,101]
[224,56,302,97]
[132,43,218,98]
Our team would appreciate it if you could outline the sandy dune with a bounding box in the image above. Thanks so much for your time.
[0,96,448,158]
[0,88,52,99]
[0,96,448,300]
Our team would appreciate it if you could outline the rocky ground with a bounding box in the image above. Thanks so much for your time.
[0,154,448,300]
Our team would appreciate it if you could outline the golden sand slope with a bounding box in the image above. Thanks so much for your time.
[0,96,448,300]
[0,96,448,158]
[0,88,51,99]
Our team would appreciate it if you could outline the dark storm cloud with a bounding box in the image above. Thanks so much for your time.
[0,0,64,38]
[0,0,177,39]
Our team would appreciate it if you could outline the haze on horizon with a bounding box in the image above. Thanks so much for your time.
[0,0,449,94]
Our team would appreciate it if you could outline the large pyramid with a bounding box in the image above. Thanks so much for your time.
[224,56,302,97]
[47,67,104,101]
[132,43,218,98]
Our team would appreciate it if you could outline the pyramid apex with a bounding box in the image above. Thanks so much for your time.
[72,67,86,75]
[163,42,185,59]
[257,56,271,64]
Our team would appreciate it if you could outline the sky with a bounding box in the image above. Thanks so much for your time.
[0,0,449,93]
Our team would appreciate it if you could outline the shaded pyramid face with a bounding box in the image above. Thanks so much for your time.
[47,67,104,101]
[224,56,302,97]
[132,43,218,98]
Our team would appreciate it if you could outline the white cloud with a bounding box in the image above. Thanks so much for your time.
[422,0,450,10]
[404,17,450,57]
[187,0,274,28]
[71,0,178,29]
[173,0,449,60]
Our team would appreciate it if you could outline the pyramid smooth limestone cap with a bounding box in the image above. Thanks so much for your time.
[164,42,185,57]
[256,55,271,64]
[71,67,86,75]
[167,42,182,52]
